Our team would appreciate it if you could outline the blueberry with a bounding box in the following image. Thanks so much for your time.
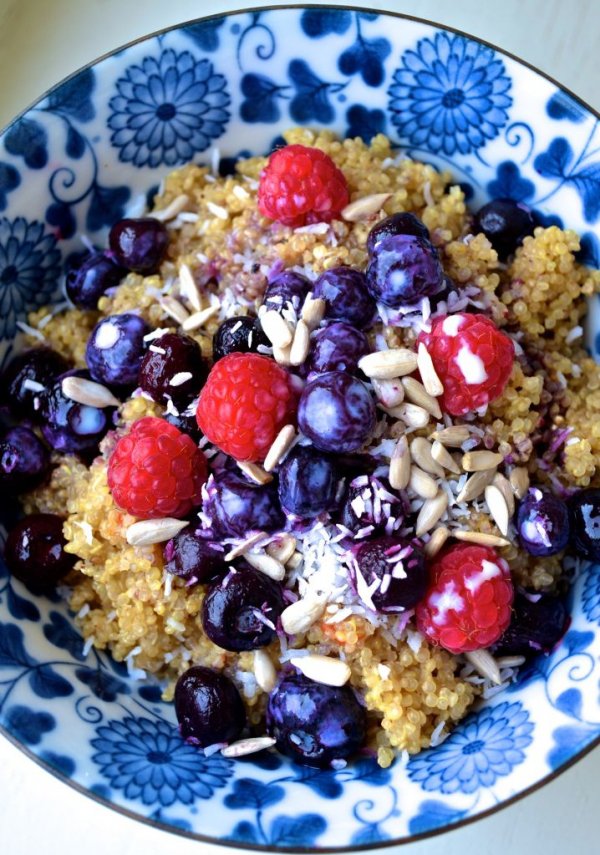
[175,665,246,747]
[355,536,427,612]
[164,529,227,583]
[340,475,401,535]
[516,488,570,557]
[3,513,75,594]
[1,347,70,420]
[204,471,285,538]
[212,316,269,362]
[568,488,600,561]
[138,332,207,406]
[40,370,115,454]
[366,234,444,307]
[86,313,149,389]
[298,371,376,454]
[202,565,284,651]
[473,198,535,260]
[0,427,50,492]
[108,217,169,274]
[65,252,126,309]
[313,267,375,329]
[307,322,369,375]
[164,399,203,442]
[366,212,430,254]
[493,592,567,658]
[278,446,339,518]
[264,271,311,313]
[266,672,366,768]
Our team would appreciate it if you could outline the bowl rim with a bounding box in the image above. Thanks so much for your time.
[0,3,599,851]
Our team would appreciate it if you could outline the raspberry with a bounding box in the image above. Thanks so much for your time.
[257,144,350,228]
[417,313,514,416]
[107,417,207,519]
[196,353,298,462]
[415,543,514,653]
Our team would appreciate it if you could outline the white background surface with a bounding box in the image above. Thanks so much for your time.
[0,1,598,853]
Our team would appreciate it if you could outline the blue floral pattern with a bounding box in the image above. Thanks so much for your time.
[582,564,600,624]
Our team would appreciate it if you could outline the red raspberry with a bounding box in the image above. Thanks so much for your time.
[416,543,514,653]
[417,313,514,416]
[196,353,298,462]
[257,144,350,227]
[107,417,207,519]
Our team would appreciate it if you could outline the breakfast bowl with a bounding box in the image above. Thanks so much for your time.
[0,4,599,848]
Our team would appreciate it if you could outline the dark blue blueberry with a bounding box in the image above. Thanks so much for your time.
[365,234,444,307]
[0,347,70,420]
[3,513,75,593]
[366,212,430,254]
[568,488,600,561]
[164,529,227,583]
[493,592,568,658]
[298,371,376,454]
[473,198,535,260]
[355,536,427,612]
[108,217,169,274]
[0,426,50,492]
[212,316,269,362]
[175,665,246,746]
[264,271,311,313]
[86,313,149,389]
[340,475,397,534]
[266,672,366,768]
[278,446,339,518]
[65,252,126,309]
[313,267,375,329]
[516,488,570,557]
[40,370,114,454]
[202,565,284,651]
[308,322,369,374]
[204,470,285,538]
[164,399,203,442]
[138,332,207,406]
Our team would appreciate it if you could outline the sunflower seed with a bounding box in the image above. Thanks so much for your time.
[464,649,502,685]
[341,193,391,222]
[260,310,294,349]
[492,473,515,516]
[495,655,526,669]
[455,469,497,504]
[221,736,277,758]
[236,461,273,485]
[61,376,121,408]
[453,530,511,548]
[424,525,450,557]
[178,263,203,311]
[431,440,461,475]
[266,534,297,565]
[290,653,352,687]
[232,183,250,201]
[301,293,326,331]
[430,425,471,447]
[253,649,277,693]
[206,200,229,220]
[388,434,410,490]
[409,466,438,499]
[462,450,504,472]
[358,348,418,380]
[416,492,448,537]
[509,466,530,499]
[289,320,310,366]
[224,531,268,562]
[395,402,431,429]
[417,342,444,396]
[281,596,326,635]
[410,437,445,478]
[264,425,296,472]
[401,377,442,419]
[160,296,190,325]
[288,551,303,570]
[244,551,286,581]
[272,344,292,365]
[182,305,220,332]
[149,193,190,222]
[126,518,189,547]
[484,485,511,536]
[372,378,404,408]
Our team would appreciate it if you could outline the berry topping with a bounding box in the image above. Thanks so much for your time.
[366,212,430,254]
[212,316,269,362]
[139,332,207,407]
[355,536,428,612]
[278,446,339,518]
[473,198,535,260]
[175,666,246,747]
[493,591,568,658]
[416,543,514,654]
[308,322,369,375]
[86,313,149,389]
[313,267,375,329]
[568,488,600,561]
[108,217,169,273]
[366,234,444,307]
[417,313,514,416]
[201,565,285,651]
[516,487,570,557]
[264,271,311,313]
[257,144,349,227]
[164,529,226,584]
[203,470,284,538]
[196,353,298,462]
[41,369,115,454]
[266,672,366,768]
[340,475,403,535]
[4,513,75,594]
[164,400,203,443]
[0,426,50,492]
[1,346,70,420]
[107,417,207,519]
[298,371,376,454]
[65,251,126,309]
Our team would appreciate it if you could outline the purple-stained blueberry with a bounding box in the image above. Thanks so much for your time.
[138,332,207,406]
[65,251,127,309]
[278,446,339,518]
[212,316,270,362]
[164,399,203,443]
[202,565,284,651]
[473,198,535,260]
[516,488,570,557]
[340,475,400,534]
[493,592,568,658]
[264,270,311,313]
[298,371,376,454]
[355,536,427,612]
[108,217,169,274]
[40,370,115,454]
[175,665,246,746]
[307,322,369,375]
[3,513,76,593]
[313,267,375,329]
[0,427,50,492]
[86,313,149,389]
[266,672,366,768]
[366,234,444,307]
[568,488,600,561]
[0,347,70,420]
[367,212,430,254]
[164,529,227,584]
[203,471,285,538]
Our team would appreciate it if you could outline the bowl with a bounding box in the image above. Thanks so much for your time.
[0,5,599,849]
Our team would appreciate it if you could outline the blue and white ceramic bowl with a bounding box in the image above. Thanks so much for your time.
[0,5,599,848]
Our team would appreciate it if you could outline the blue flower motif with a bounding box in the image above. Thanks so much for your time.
[408,701,534,794]
[0,217,61,341]
[345,105,386,142]
[108,49,230,168]
[91,715,232,807]
[582,563,600,624]
[389,32,512,156]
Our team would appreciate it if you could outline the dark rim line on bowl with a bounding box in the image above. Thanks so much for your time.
[0,3,598,850]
